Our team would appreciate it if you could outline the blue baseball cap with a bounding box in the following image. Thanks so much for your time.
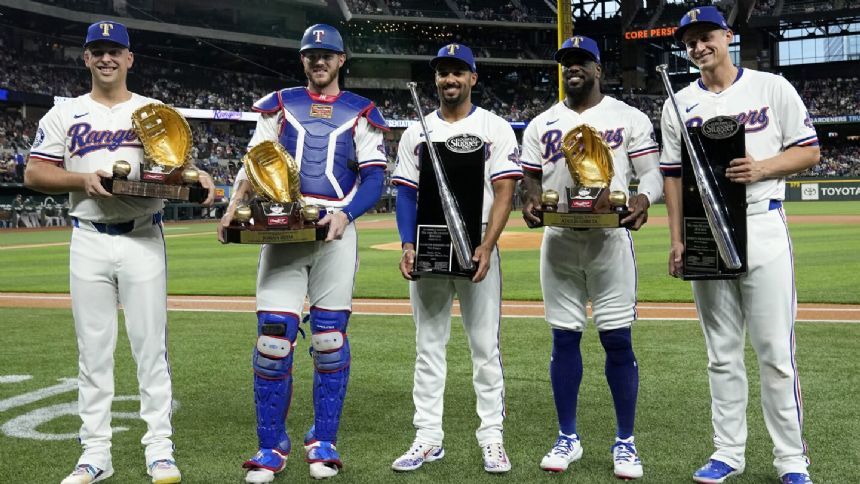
[300,24,345,53]
[84,20,130,49]
[554,36,600,64]
[430,43,477,72]
[674,6,730,42]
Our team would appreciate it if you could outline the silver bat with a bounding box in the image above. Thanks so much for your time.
[406,81,475,271]
[656,64,742,270]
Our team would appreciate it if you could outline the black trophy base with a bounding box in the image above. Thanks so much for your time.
[536,209,630,229]
[410,224,476,280]
[222,225,326,244]
[102,177,207,203]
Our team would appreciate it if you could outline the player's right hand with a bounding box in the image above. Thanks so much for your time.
[521,198,543,228]
[84,170,113,198]
[668,241,685,278]
[399,243,415,280]
[217,204,236,244]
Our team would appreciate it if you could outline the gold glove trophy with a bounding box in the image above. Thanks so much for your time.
[222,141,326,244]
[101,103,207,202]
[537,124,630,228]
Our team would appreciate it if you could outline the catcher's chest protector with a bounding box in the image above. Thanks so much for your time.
[277,88,373,200]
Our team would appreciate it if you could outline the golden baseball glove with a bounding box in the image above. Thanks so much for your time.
[243,141,302,204]
[131,103,192,168]
[561,124,614,188]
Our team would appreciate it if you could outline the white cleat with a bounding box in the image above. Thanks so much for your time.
[391,441,445,471]
[540,433,583,473]
[147,459,181,484]
[60,464,114,484]
[244,468,275,484]
[309,462,339,480]
[612,437,643,480]
[482,442,512,473]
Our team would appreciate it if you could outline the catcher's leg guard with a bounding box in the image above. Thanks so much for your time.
[308,307,351,444]
[252,311,299,453]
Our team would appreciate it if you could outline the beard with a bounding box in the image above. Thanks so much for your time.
[306,68,337,90]
[438,84,470,108]
[563,75,596,102]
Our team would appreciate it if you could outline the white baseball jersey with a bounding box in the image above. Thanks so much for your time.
[29,93,163,222]
[235,114,385,210]
[660,68,819,203]
[392,106,523,224]
[521,96,662,205]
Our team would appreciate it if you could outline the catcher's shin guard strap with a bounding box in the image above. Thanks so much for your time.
[309,308,351,442]
[254,311,299,450]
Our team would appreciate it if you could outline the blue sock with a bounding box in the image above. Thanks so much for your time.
[599,327,639,439]
[550,328,583,436]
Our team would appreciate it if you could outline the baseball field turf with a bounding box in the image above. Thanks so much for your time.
[0,200,858,482]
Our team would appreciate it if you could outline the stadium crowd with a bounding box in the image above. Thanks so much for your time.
[344,0,548,22]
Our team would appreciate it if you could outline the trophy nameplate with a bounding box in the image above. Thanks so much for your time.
[681,116,747,280]
[223,141,326,244]
[100,104,206,203]
[412,138,484,279]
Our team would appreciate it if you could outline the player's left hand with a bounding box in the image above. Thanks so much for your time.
[621,194,650,230]
[470,244,492,283]
[318,211,349,242]
[197,170,216,206]
[726,153,766,184]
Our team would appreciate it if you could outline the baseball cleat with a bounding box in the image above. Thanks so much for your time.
[243,448,288,483]
[692,459,744,483]
[305,441,342,480]
[147,459,181,484]
[611,437,643,480]
[781,473,813,484]
[540,433,583,473]
[60,464,114,484]
[482,442,512,473]
[391,441,445,471]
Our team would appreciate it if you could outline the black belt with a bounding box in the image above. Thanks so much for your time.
[73,213,161,235]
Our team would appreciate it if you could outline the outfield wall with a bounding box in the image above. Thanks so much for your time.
[787,178,860,201]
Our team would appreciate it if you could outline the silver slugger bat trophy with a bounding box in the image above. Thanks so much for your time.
[656,64,742,270]
[406,82,475,271]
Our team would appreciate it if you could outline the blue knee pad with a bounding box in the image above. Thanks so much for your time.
[253,311,299,452]
[309,308,350,443]
[598,327,636,366]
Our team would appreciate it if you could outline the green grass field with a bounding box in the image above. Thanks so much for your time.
[1,309,858,483]
[1,201,858,303]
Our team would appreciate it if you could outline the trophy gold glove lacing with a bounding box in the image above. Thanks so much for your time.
[243,140,303,204]
[131,103,192,168]
[561,124,614,188]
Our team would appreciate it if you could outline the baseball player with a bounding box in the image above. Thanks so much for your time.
[217,24,388,482]
[390,43,521,474]
[661,7,819,484]
[24,20,215,484]
[520,36,662,480]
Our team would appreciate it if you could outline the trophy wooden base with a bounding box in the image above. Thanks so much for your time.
[538,210,630,229]
[102,178,207,203]
[222,225,327,244]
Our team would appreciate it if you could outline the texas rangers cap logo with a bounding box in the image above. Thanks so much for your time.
[687,8,700,22]
[571,36,583,47]
[99,22,114,37]
[313,29,325,43]
[446,43,460,55]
